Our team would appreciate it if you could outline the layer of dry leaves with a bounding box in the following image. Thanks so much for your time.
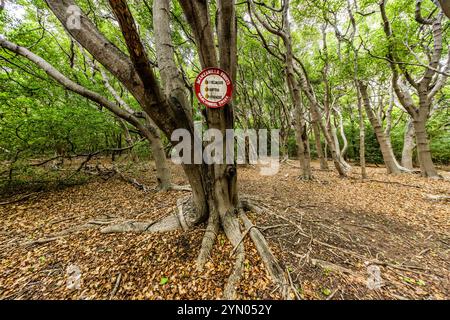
[0,160,448,300]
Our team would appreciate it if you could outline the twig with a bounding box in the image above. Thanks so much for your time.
[286,267,301,300]
[110,273,122,299]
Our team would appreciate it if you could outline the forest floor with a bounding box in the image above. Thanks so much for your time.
[0,160,449,300]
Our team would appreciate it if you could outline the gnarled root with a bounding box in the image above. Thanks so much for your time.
[196,209,220,271]
[100,197,196,234]
[100,217,181,233]
[100,195,293,299]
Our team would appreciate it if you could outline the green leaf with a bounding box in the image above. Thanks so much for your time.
[160,277,169,285]
[416,279,426,286]
[402,277,416,284]
[322,288,332,296]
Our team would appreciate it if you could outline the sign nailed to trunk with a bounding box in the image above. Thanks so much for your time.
[195,67,233,108]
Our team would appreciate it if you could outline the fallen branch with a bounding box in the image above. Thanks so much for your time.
[0,192,41,206]
[113,166,150,192]
[311,258,355,275]
[424,194,450,202]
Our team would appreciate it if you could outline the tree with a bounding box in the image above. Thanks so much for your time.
[27,0,288,299]
[380,0,449,177]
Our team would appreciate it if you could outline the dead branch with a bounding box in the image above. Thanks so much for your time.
[311,258,355,275]
[0,192,41,206]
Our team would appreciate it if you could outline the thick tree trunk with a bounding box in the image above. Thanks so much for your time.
[413,117,439,177]
[401,118,415,170]
[359,81,404,174]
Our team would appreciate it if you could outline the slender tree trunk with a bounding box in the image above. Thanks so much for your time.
[100,66,172,189]
[331,119,341,159]
[294,103,312,179]
[282,4,311,179]
[401,118,415,170]
[312,121,328,170]
[336,108,349,159]
[146,124,172,190]
[119,119,139,162]
[359,81,404,174]
[356,87,367,179]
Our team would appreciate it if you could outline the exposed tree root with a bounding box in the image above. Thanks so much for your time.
[196,210,220,271]
[100,196,195,234]
[239,211,292,300]
[44,194,294,299]
[0,192,42,206]
[424,194,450,202]
[100,216,181,233]
[168,184,192,192]
[311,258,355,275]
[23,218,116,246]
[221,210,245,300]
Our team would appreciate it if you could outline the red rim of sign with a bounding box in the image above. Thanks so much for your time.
[194,67,233,108]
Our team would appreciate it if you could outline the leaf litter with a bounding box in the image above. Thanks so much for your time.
[0,160,448,300]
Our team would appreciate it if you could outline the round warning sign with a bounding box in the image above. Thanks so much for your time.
[195,67,233,108]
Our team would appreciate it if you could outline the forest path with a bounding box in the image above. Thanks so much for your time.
[0,161,448,299]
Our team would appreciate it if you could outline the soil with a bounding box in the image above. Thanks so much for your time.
[0,160,448,300]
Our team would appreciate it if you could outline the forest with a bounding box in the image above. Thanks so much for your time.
[0,0,449,301]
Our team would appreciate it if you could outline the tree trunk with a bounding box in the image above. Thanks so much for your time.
[356,86,367,179]
[359,81,404,174]
[312,121,328,170]
[294,104,312,179]
[336,108,349,159]
[413,117,439,177]
[280,2,311,179]
[401,118,415,170]
[40,0,290,299]
[118,120,139,162]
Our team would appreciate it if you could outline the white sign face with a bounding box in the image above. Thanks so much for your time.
[195,68,233,108]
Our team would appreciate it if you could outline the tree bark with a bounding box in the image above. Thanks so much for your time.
[401,118,415,170]
[379,0,446,178]
[413,116,439,177]
[294,103,312,179]
[34,0,288,299]
[356,86,367,179]
[359,81,405,174]
[283,6,311,180]
[312,121,328,170]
